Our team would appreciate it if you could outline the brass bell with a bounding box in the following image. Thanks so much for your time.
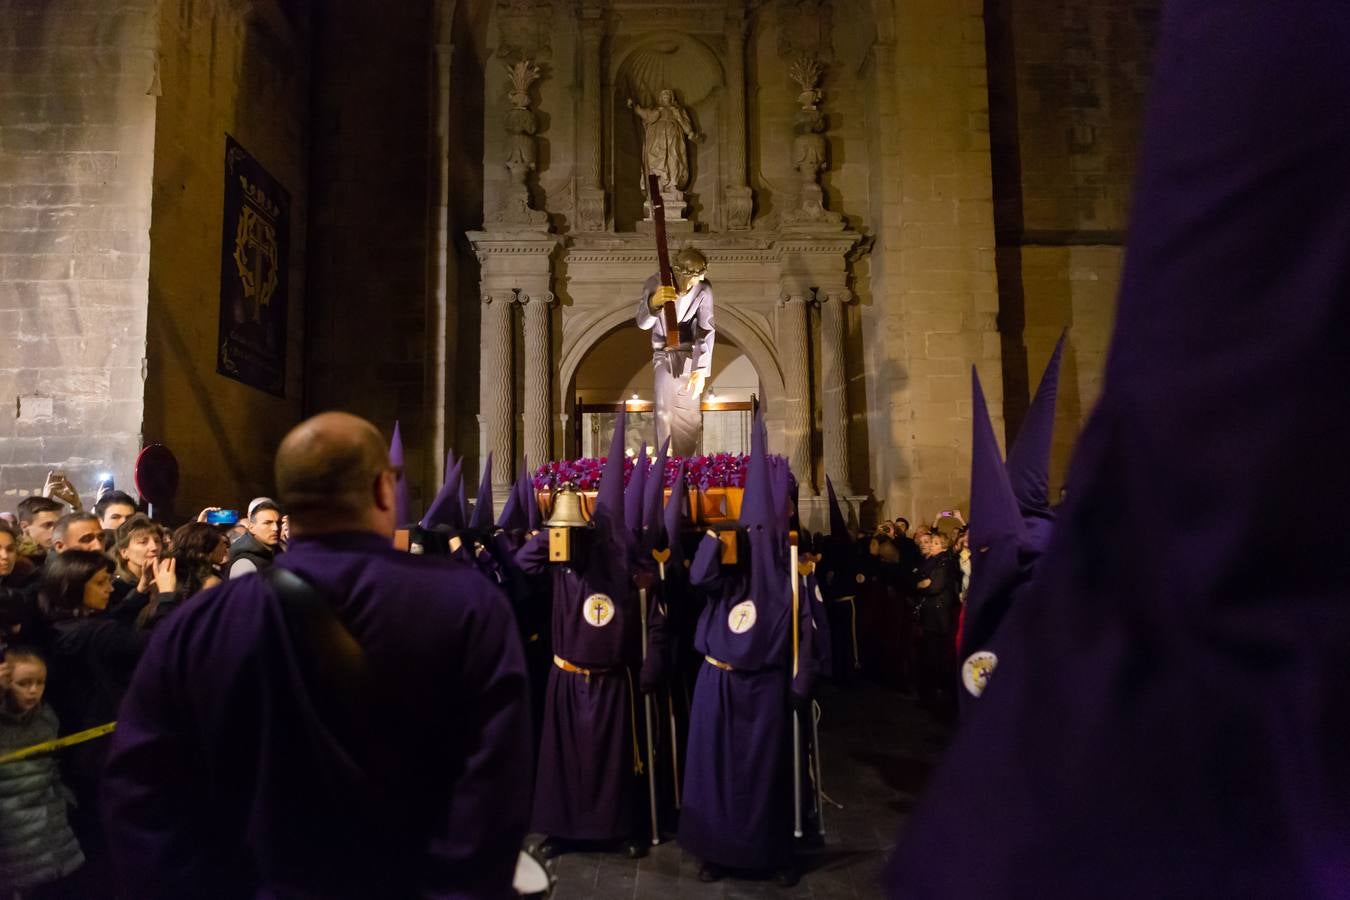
[545,484,590,528]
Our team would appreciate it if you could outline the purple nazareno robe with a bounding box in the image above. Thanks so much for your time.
[516,529,661,842]
[677,413,814,870]
[676,528,814,870]
[518,411,667,843]
[100,531,533,899]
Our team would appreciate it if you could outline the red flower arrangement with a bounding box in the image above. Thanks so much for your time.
[532,453,784,492]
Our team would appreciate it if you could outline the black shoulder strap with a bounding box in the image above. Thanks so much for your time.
[258,570,407,874]
[261,567,374,754]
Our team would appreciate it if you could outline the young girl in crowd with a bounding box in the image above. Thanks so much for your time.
[0,647,85,896]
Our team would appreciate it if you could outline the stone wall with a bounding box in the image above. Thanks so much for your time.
[860,0,1003,521]
[988,0,1160,491]
[0,0,158,503]
[0,0,1158,523]
[305,0,435,511]
[142,0,311,514]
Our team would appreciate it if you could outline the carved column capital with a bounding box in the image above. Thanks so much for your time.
[517,290,557,307]
[726,2,750,38]
[817,287,854,306]
[579,5,605,39]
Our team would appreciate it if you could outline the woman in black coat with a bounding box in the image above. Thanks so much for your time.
[40,549,175,890]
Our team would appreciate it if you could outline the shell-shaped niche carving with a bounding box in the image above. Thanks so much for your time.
[617,37,724,109]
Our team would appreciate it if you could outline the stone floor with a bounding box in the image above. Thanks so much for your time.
[536,680,952,899]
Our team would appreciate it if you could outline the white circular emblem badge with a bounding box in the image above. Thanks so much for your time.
[582,594,615,628]
[961,651,998,697]
[727,600,757,634]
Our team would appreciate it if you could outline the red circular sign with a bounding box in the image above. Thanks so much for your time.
[134,444,180,507]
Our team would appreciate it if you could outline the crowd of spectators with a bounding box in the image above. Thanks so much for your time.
[0,461,968,895]
[848,512,969,722]
[0,476,286,897]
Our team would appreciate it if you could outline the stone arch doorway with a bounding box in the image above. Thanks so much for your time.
[559,301,787,458]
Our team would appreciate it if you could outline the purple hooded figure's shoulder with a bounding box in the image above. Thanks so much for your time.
[887,2,1350,897]
[100,534,533,899]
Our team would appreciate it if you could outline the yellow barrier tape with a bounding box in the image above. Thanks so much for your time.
[0,721,117,765]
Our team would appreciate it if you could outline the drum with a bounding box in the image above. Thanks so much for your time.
[513,848,553,898]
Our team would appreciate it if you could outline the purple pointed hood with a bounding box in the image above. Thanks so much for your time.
[524,466,541,531]
[624,442,648,534]
[891,5,1350,893]
[643,438,671,535]
[770,456,787,523]
[891,6,1350,893]
[496,459,525,531]
[421,450,464,530]
[389,421,410,526]
[469,454,493,530]
[969,368,1028,552]
[958,368,1031,665]
[1006,330,1066,548]
[592,412,627,547]
[825,476,849,542]
[455,460,469,527]
[770,456,797,535]
[664,459,687,564]
[738,408,776,534]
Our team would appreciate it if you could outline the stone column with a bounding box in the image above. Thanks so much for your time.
[425,12,454,492]
[819,288,852,492]
[576,4,606,231]
[479,291,515,480]
[779,292,814,492]
[469,231,558,500]
[519,290,554,465]
[723,3,753,230]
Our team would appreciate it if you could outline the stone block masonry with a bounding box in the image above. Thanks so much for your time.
[861,0,1005,521]
[140,0,311,513]
[0,0,158,502]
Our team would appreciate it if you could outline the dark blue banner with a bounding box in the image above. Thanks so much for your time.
[217,134,289,396]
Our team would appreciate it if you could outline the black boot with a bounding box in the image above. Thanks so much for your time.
[536,837,568,859]
[697,862,724,883]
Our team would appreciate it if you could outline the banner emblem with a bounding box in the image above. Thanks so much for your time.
[728,599,757,634]
[962,651,999,697]
[217,135,290,396]
[583,594,615,628]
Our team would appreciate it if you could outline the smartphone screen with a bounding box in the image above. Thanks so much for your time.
[206,509,240,526]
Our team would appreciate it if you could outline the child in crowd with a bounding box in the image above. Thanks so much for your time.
[0,647,85,897]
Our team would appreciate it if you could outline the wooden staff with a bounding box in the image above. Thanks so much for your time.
[812,698,826,838]
[636,577,661,845]
[646,174,681,350]
[652,546,682,810]
[790,535,803,839]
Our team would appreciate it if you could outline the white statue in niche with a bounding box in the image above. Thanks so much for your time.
[627,89,700,193]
